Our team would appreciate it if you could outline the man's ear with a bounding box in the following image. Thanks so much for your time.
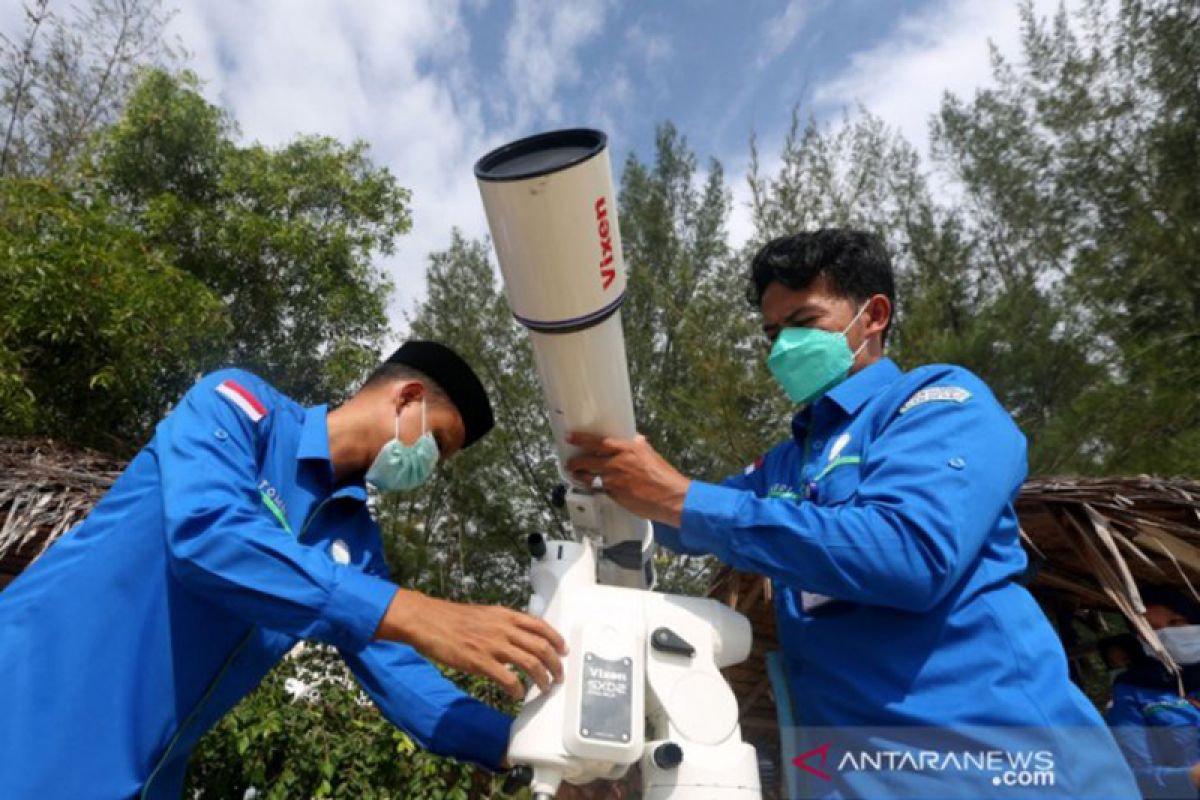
[865,294,892,340]
[395,380,426,409]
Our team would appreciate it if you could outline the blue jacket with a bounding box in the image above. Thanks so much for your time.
[0,369,510,799]
[655,358,1139,798]
[1107,661,1200,799]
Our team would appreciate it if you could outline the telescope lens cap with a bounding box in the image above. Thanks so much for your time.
[475,128,607,181]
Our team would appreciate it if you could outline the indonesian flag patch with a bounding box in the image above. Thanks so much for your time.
[744,455,765,475]
[216,379,267,422]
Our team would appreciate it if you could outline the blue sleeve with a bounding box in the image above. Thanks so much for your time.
[342,641,512,771]
[653,460,765,556]
[1107,687,1199,798]
[338,546,512,771]
[157,371,397,653]
[675,382,1027,612]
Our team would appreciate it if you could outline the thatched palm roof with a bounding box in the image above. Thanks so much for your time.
[0,437,121,589]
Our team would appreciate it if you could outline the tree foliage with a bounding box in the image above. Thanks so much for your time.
[1,69,407,450]
[933,0,1200,474]
[0,177,226,446]
[98,69,408,405]
[186,646,515,800]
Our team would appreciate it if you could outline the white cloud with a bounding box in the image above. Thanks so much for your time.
[501,0,611,131]
[6,0,1086,343]
[810,0,1071,159]
[625,22,671,68]
[163,0,617,342]
[757,0,813,69]
[0,3,28,44]
[724,0,1078,250]
[167,0,499,335]
[708,0,819,161]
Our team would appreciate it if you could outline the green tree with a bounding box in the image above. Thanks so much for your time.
[0,177,226,448]
[622,123,781,479]
[97,69,408,405]
[933,0,1200,475]
[186,646,514,800]
[620,123,784,590]
[1,69,408,450]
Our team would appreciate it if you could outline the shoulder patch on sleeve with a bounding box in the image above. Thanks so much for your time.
[744,455,766,475]
[216,379,268,422]
[899,386,972,415]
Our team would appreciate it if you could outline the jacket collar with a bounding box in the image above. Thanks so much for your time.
[297,405,368,501]
[790,357,901,443]
[823,357,902,416]
[297,405,331,462]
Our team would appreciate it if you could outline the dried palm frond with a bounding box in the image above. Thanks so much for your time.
[0,438,123,585]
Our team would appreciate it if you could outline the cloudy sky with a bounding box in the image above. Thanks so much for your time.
[4,0,1066,329]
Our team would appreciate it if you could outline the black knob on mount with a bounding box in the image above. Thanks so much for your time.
[501,764,533,794]
[653,742,684,770]
[651,627,696,658]
[527,533,547,560]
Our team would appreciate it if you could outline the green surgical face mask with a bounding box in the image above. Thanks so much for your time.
[767,301,870,406]
[365,398,440,492]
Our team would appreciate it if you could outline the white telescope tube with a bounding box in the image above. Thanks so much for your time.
[475,129,651,588]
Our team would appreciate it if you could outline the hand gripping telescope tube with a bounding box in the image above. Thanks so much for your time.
[475,129,652,588]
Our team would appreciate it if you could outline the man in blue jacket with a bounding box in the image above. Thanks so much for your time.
[0,341,566,799]
[1108,588,1200,799]
[569,230,1139,798]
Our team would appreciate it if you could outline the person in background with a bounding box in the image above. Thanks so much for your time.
[1108,587,1200,799]
[1101,633,1141,685]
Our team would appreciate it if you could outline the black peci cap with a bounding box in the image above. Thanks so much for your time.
[385,341,495,448]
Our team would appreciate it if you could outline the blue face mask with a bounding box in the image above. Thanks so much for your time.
[365,398,440,492]
[767,301,870,406]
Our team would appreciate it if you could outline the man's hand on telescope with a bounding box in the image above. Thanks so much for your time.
[566,432,690,527]
[375,589,568,699]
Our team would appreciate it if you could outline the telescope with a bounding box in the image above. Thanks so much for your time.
[475,130,762,799]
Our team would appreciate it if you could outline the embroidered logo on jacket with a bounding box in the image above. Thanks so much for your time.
[216,379,268,422]
[899,386,972,415]
[329,539,352,565]
[768,483,803,501]
[829,432,851,461]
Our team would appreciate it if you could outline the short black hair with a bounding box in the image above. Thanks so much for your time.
[363,362,450,405]
[1141,585,1200,623]
[747,229,896,344]
[1098,633,1140,658]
